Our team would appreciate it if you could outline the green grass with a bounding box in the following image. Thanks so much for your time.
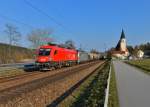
[108,64,119,107]
[59,62,110,107]
[126,59,150,74]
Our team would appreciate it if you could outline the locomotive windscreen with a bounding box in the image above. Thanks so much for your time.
[39,48,51,56]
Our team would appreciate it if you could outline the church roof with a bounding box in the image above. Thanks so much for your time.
[120,29,125,39]
[115,29,126,50]
[116,40,121,51]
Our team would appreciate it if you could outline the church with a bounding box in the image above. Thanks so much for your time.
[111,30,129,59]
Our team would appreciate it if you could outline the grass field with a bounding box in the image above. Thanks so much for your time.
[126,59,150,74]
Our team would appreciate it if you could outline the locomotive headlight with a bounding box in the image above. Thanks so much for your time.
[41,58,45,61]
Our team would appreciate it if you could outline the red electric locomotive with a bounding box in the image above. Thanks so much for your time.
[35,44,78,70]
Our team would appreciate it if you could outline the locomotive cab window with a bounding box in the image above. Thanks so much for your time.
[39,48,51,56]
[54,50,58,55]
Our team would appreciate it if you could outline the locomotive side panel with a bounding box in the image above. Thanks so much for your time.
[36,45,78,69]
[52,48,77,62]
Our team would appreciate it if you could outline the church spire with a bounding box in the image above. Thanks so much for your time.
[120,29,125,39]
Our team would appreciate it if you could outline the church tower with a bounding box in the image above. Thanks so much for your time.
[120,29,127,52]
[111,29,129,59]
[116,29,127,52]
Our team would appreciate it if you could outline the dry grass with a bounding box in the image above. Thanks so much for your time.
[0,43,34,64]
[0,68,25,78]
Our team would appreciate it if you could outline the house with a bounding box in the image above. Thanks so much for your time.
[137,50,144,59]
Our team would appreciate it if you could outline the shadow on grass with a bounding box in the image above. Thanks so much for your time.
[47,65,100,107]
[71,67,108,107]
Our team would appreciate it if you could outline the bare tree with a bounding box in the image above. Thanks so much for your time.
[4,24,21,46]
[90,49,99,54]
[64,40,76,49]
[4,24,21,61]
[27,28,53,48]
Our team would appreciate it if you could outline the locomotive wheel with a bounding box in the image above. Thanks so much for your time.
[59,64,62,68]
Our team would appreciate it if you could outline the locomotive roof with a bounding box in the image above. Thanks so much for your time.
[39,45,76,51]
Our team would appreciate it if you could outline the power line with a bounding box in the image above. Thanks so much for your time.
[23,0,75,36]
[0,13,34,29]
[24,0,64,28]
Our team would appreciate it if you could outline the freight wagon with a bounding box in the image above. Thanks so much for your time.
[89,52,101,60]
[77,51,90,64]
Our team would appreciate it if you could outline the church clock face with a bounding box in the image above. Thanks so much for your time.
[121,39,125,43]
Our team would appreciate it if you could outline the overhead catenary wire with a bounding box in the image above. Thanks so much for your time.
[23,0,74,36]
[0,13,34,29]
[24,0,64,28]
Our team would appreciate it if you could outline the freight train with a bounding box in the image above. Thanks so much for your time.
[35,44,100,70]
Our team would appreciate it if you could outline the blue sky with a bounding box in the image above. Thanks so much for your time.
[0,0,150,51]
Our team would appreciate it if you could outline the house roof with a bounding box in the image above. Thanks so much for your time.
[116,40,121,51]
[111,51,126,54]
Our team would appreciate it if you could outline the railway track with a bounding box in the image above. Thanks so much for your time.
[0,62,93,85]
[0,72,43,83]
[0,61,100,91]
[0,61,104,105]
